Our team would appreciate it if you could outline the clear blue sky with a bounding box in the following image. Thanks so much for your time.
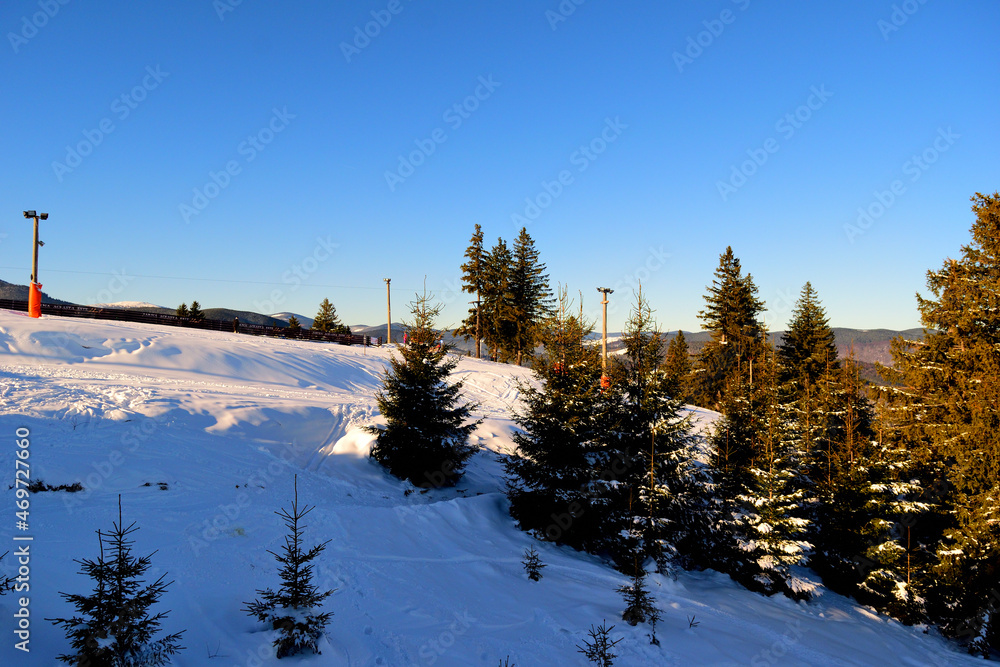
[2,1,998,333]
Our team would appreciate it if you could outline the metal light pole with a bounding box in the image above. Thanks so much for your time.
[23,210,48,318]
[384,278,392,345]
[597,287,613,380]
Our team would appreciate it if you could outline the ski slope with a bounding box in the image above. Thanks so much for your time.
[0,311,975,666]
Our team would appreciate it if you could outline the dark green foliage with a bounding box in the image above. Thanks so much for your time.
[521,546,547,581]
[603,289,701,571]
[175,303,189,318]
[48,497,184,666]
[481,238,517,362]
[709,353,812,599]
[576,621,621,667]
[244,476,334,658]
[454,224,486,358]
[877,192,1000,652]
[188,301,203,320]
[618,568,659,630]
[662,331,692,403]
[312,298,346,333]
[692,247,766,409]
[777,282,839,390]
[509,227,554,366]
[287,315,301,334]
[368,292,481,488]
[505,289,608,550]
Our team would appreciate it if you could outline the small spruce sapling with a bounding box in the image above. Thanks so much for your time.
[576,621,622,667]
[47,496,185,666]
[521,546,547,582]
[618,567,661,644]
[243,475,334,658]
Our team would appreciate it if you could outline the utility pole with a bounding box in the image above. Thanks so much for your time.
[384,278,391,345]
[597,287,613,383]
[23,210,48,319]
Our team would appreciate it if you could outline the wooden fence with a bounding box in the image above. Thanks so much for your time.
[0,299,379,346]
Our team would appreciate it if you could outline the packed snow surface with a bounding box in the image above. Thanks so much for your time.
[0,312,975,666]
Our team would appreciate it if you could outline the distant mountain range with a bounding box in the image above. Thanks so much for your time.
[0,279,76,305]
[0,278,928,373]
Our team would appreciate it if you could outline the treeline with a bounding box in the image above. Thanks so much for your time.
[373,192,1000,658]
[453,225,553,364]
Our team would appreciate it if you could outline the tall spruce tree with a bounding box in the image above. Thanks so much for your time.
[368,291,481,488]
[707,342,812,598]
[481,238,517,362]
[175,303,189,318]
[312,298,342,333]
[879,192,1000,654]
[188,301,203,320]
[603,289,702,572]
[505,289,609,553]
[662,331,692,404]
[48,497,184,666]
[510,227,554,366]
[455,224,487,358]
[693,247,766,409]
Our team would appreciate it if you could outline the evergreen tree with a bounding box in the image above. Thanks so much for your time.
[603,289,702,572]
[576,622,621,667]
[777,282,839,390]
[618,567,659,630]
[48,497,184,666]
[521,546,547,582]
[454,224,486,359]
[287,315,301,335]
[367,291,481,488]
[505,289,608,553]
[879,192,1000,652]
[662,331,692,403]
[692,247,766,409]
[175,303,189,318]
[509,227,554,366]
[244,476,334,658]
[481,238,517,362]
[312,298,342,333]
[188,301,203,320]
[708,349,811,599]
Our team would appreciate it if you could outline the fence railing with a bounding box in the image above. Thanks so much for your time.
[0,299,380,346]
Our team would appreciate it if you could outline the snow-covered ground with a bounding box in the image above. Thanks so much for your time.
[0,311,975,666]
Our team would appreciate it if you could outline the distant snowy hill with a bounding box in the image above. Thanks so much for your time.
[88,300,165,309]
[0,312,978,665]
[270,311,315,329]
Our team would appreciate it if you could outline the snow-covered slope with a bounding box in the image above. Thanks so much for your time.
[0,312,975,666]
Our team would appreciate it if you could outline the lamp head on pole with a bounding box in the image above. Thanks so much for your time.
[23,210,35,218]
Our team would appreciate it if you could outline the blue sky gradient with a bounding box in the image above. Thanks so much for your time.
[3,1,998,333]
